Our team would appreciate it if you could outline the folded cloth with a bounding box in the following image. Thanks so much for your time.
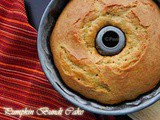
[0,0,116,120]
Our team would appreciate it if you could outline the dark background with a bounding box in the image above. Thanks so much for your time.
[24,0,132,120]
[25,0,51,30]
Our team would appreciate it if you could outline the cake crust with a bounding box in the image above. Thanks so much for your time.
[50,0,160,104]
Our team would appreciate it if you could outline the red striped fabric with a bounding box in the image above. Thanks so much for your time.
[0,0,116,120]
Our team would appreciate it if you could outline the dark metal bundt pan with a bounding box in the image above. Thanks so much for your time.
[37,0,160,115]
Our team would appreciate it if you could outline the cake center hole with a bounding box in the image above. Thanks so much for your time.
[102,31,119,48]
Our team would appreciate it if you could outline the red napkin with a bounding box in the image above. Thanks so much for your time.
[0,0,116,120]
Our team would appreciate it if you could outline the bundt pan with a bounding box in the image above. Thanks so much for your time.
[38,0,160,115]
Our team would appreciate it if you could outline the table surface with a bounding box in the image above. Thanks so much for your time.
[24,0,51,30]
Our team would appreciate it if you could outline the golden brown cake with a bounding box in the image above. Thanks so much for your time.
[50,0,160,104]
